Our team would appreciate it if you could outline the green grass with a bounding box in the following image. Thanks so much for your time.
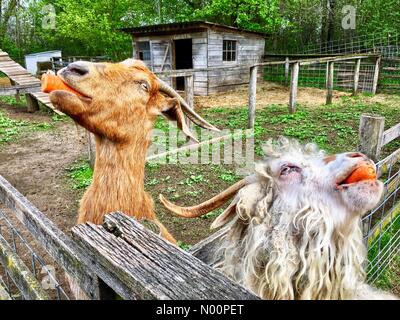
[177,240,191,251]
[0,112,29,143]
[0,95,27,106]
[66,160,93,190]
[0,110,56,145]
[367,214,400,291]
[201,94,400,157]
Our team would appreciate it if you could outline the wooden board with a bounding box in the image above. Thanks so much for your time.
[0,175,102,299]
[382,123,400,146]
[72,213,259,300]
[0,51,60,113]
[31,92,64,115]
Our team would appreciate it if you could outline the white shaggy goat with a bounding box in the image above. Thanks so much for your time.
[161,138,398,300]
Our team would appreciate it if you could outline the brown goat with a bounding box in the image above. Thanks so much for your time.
[49,59,218,244]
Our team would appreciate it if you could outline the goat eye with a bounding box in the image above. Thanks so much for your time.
[140,82,148,91]
[280,165,301,176]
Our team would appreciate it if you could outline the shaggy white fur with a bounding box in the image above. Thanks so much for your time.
[209,138,397,300]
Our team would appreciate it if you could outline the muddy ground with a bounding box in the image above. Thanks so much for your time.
[0,104,86,233]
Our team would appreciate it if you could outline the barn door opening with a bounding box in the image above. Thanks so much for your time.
[174,39,193,90]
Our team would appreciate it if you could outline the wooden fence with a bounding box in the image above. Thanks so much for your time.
[155,53,380,130]
[358,114,400,162]
[0,112,399,299]
[0,175,257,300]
[358,114,400,281]
[380,57,400,94]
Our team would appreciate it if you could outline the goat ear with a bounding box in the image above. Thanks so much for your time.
[161,98,198,142]
[211,202,237,229]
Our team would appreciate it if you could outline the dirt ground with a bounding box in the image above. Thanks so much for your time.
[195,81,349,109]
[0,104,87,233]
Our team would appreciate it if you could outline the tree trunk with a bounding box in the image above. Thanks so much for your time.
[327,0,336,51]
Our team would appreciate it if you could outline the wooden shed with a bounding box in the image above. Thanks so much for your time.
[121,21,266,95]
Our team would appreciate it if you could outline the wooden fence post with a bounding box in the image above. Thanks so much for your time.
[358,114,385,162]
[184,74,194,130]
[15,90,21,104]
[248,65,258,129]
[372,56,381,94]
[284,57,290,86]
[353,58,361,95]
[326,61,334,104]
[25,93,39,113]
[289,62,299,113]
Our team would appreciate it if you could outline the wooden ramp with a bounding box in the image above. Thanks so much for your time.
[30,92,63,115]
[0,49,60,114]
[0,50,41,87]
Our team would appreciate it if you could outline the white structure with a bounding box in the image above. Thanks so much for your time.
[24,50,62,75]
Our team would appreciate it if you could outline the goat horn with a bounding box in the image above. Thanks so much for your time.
[157,78,220,132]
[159,178,247,218]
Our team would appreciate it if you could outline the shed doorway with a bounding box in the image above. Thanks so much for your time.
[174,39,193,90]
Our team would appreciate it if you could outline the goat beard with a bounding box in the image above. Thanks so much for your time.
[214,185,367,300]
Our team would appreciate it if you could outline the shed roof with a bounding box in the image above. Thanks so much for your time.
[121,21,267,37]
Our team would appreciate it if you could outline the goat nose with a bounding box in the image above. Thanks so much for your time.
[67,62,89,76]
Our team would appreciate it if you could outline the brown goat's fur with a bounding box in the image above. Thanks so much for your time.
[50,59,188,243]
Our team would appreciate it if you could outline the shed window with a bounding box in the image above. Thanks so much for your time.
[223,40,237,62]
[137,41,151,61]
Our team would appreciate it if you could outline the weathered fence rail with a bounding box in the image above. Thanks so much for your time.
[0,174,257,300]
[72,213,257,300]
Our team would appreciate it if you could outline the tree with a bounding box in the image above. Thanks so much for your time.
[192,0,283,33]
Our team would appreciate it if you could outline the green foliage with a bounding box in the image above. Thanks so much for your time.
[66,161,93,190]
[200,208,224,220]
[218,169,238,182]
[192,0,283,33]
[2,0,400,62]
[0,95,27,107]
[33,122,54,131]
[201,94,399,156]
[179,174,207,186]
[177,240,191,251]
[0,110,54,144]
[0,111,29,144]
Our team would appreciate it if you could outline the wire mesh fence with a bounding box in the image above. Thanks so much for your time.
[0,208,70,300]
[291,31,400,95]
[299,32,399,57]
[263,58,377,93]
[363,150,400,284]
